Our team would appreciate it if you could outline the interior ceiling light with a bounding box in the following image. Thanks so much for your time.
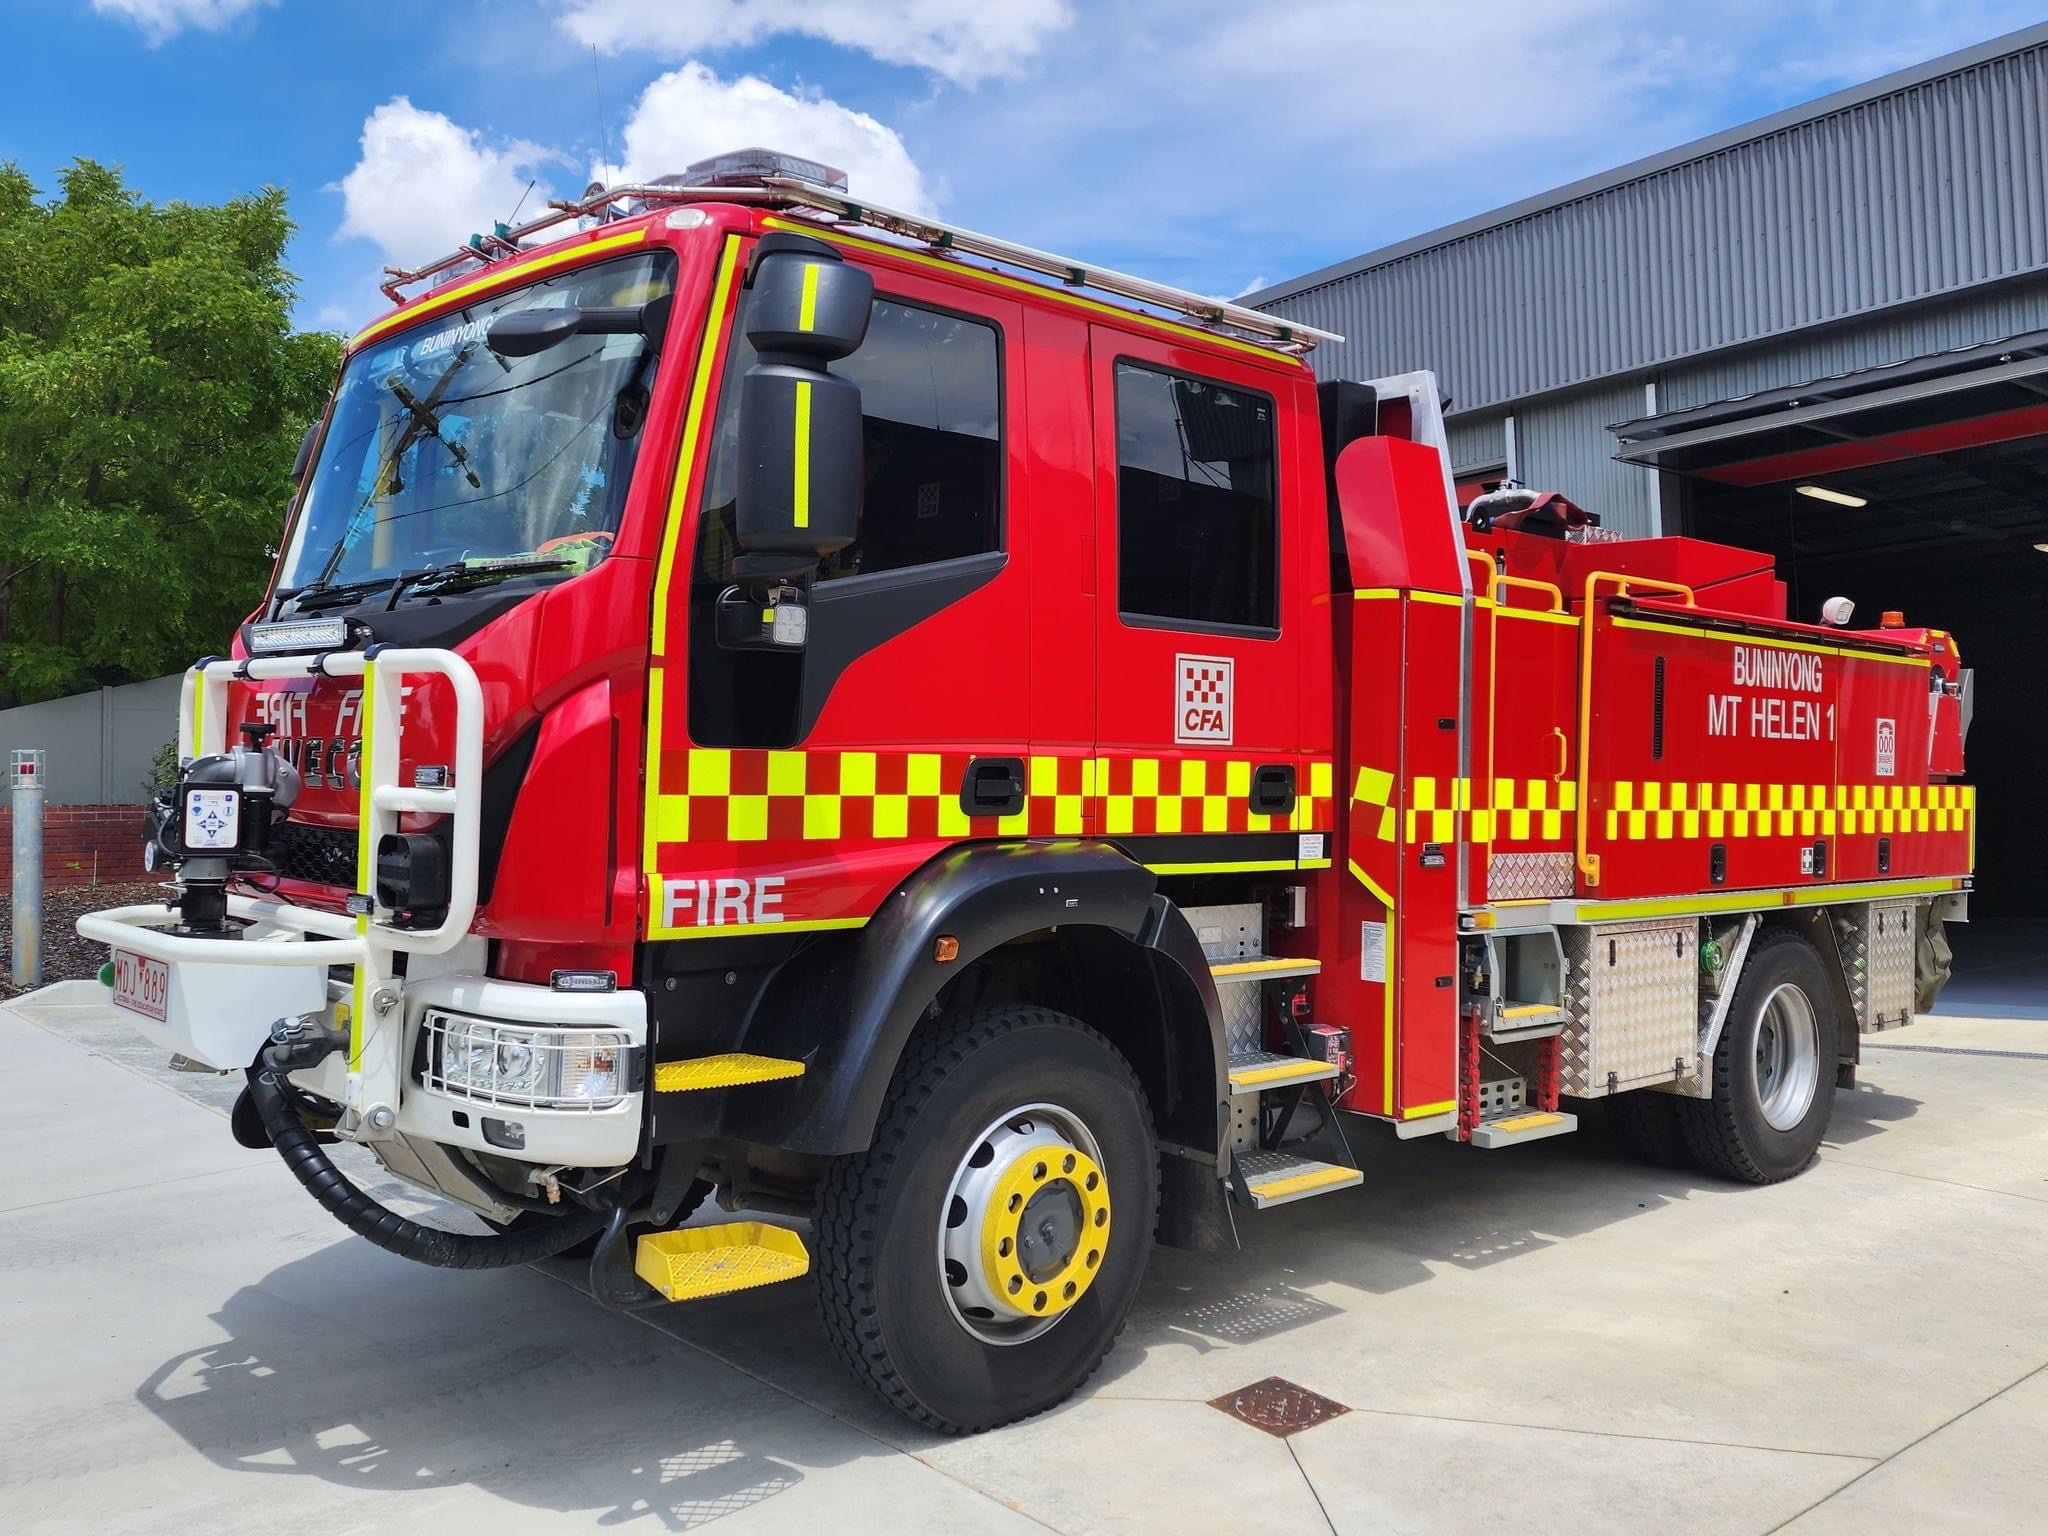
[1795,484,1869,508]
[2034,541,2048,554]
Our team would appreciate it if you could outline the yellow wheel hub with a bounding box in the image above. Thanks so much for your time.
[979,1143,1111,1319]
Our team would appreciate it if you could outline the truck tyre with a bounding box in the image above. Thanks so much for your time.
[813,1004,1159,1434]
[1676,930,1840,1184]
[1609,1089,1693,1168]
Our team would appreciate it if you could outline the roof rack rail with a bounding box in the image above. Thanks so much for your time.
[376,178,1342,355]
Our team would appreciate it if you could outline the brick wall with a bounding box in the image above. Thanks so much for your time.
[0,804,148,890]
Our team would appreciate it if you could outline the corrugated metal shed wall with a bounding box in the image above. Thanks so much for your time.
[1655,276,2048,411]
[1446,412,1507,472]
[1261,40,2048,413]
[1516,383,1659,537]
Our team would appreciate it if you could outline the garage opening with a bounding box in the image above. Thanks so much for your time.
[1614,336,2048,1018]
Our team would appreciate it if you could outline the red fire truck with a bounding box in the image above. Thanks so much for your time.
[81,150,1973,1433]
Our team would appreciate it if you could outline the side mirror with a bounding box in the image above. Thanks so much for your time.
[732,235,874,582]
[291,422,318,486]
[486,294,673,359]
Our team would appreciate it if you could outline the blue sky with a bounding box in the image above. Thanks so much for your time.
[3,0,2041,333]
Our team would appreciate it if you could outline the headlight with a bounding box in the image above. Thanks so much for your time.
[423,1011,640,1110]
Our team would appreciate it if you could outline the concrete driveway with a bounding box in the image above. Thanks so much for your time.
[4,981,2044,1534]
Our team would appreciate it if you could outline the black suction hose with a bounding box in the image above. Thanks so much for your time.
[245,1051,609,1269]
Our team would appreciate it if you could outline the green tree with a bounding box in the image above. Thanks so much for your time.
[0,160,343,705]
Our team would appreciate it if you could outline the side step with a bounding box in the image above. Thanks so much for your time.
[1212,955,1322,984]
[654,1053,805,1092]
[634,1222,810,1300]
[1233,1150,1362,1209]
[1228,1049,1340,1095]
[1468,1110,1579,1149]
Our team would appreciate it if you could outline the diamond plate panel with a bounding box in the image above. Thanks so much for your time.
[1560,920,1699,1097]
[1186,903,1264,964]
[1221,979,1265,1056]
[1836,900,1918,1031]
[1486,851,1575,900]
[1190,903,1268,1056]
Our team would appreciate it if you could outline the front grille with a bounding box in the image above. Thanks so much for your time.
[273,820,357,888]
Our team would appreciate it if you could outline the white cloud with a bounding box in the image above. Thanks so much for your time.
[334,97,558,268]
[557,0,1071,86]
[90,0,273,43]
[609,63,934,214]
[895,0,2048,303]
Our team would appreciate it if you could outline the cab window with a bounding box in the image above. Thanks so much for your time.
[1114,362,1277,632]
[694,296,1001,588]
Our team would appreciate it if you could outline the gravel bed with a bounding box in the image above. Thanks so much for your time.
[0,879,167,997]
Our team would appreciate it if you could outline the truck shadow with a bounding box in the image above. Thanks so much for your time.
[133,1244,850,1530]
[1104,1079,1924,1380]
[133,1079,1926,1484]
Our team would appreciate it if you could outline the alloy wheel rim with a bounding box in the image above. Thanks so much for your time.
[1754,982,1821,1131]
[938,1102,1111,1346]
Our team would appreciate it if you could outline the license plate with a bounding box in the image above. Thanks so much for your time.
[111,950,170,1023]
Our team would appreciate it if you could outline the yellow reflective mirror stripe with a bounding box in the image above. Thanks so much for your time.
[792,380,812,529]
[798,262,820,332]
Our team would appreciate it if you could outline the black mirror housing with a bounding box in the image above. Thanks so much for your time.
[734,363,864,568]
[487,308,587,358]
[744,235,874,360]
[291,422,318,486]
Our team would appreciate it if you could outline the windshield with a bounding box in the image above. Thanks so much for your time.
[280,250,677,599]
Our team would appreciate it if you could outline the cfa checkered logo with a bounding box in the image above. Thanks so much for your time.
[1176,653,1234,744]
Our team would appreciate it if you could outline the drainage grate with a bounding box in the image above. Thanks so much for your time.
[1208,1376,1349,1438]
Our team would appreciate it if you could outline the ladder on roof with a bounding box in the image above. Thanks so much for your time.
[377,177,1343,356]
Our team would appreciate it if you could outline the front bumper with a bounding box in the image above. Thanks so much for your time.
[79,901,647,1170]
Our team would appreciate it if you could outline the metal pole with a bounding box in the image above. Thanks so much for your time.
[11,749,44,988]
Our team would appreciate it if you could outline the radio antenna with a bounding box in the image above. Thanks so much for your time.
[592,46,614,188]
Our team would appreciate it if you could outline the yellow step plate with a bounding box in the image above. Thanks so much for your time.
[634,1222,810,1301]
[1236,1150,1363,1209]
[1211,956,1323,982]
[653,1053,805,1092]
[1227,1050,1341,1094]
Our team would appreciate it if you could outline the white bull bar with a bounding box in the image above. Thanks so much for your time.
[77,646,484,1140]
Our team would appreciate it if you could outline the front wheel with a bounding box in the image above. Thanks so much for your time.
[1677,930,1842,1183]
[814,1005,1159,1433]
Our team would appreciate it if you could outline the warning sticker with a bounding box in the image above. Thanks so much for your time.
[1875,717,1896,778]
[1360,920,1387,984]
[1298,833,1325,862]
[1175,653,1234,744]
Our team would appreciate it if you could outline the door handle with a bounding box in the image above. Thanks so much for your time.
[1550,727,1569,782]
[1250,763,1296,816]
[960,756,1026,818]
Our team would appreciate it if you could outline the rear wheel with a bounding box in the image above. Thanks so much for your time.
[814,1005,1158,1433]
[1677,930,1841,1183]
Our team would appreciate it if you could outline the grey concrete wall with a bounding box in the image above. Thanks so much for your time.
[0,674,182,806]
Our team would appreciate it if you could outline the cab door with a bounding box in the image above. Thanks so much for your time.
[1087,328,1310,871]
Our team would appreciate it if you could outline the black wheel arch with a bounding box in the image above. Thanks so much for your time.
[695,840,1228,1160]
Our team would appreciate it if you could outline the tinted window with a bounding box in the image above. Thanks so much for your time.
[695,297,1001,588]
[1115,363,1277,630]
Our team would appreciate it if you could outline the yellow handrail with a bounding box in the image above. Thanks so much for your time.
[1494,573,1565,613]
[1575,572,1697,885]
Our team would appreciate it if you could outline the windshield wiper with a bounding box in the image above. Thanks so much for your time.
[288,575,404,613]
[385,557,576,607]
